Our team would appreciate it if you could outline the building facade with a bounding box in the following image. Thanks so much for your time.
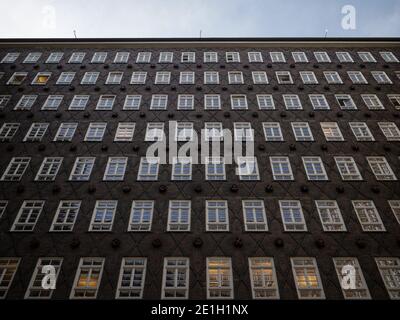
[0,38,399,300]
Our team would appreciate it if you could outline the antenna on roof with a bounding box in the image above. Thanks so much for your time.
[199,30,202,39]
[73,30,77,39]
[324,29,328,39]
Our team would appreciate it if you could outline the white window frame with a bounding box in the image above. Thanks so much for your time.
[103,157,128,181]
[242,200,268,231]
[35,157,63,181]
[50,200,81,232]
[70,258,104,299]
[137,157,160,181]
[352,200,386,232]
[335,156,363,180]
[248,257,279,299]
[206,257,233,299]
[89,200,117,232]
[302,156,328,181]
[11,200,44,232]
[167,200,191,231]
[279,200,307,232]
[69,157,95,181]
[291,257,325,300]
[116,258,147,299]
[366,156,396,181]
[128,200,154,231]
[315,200,346,232]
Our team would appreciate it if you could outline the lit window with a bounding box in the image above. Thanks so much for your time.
[84,122,107,141]
[291,257,325,299]
[320,122,344,141]
[32,72,51,85]
[128,201,154,231]
[228,71,243,84]
[130,71,147,84]
[155,71,171,84]
[237,156,260,181]
[335,156,363,180]
[177,94,194,110]
[291,122,314,141]
[123,95,141,110]
[69,95,89,110]
[50,200,81,232]
[91,52,107,63]
[54,123,77,142]
[11,200,44,231]
[96,95,115,110]
[114,123,135,142]
[270,156,293,180]
[181,52,195,63]
[205,157,226,180]
[299,71,318,84]
[249,257,279,299]
[24,123,49,142]
[257,94,275,110]
[70,258,104,299]
[204,71,219,84]
[81,72,99,85]
[0,258,20,298]
[0,123,19,142]
[167,200,191,231]
[103,157,128,181]
[159,52,173,63]
[136,52,152,63]
[1,52,20,63]
[366,156,396,181]
[349,122,374,141]
[42,95,63,110]
[270,52,285,63]
[302,156,328,180]
[204,122,223,141]
[204,94,221,110]
[207,257,233,299]
[378,122,400,141]
[292,52,308,63]
[56,72,75,85]
[263,122,283,141]
[145,123,165,141]
[283,94,302,109]
[162,258,189,299]
[206,200,229,231]
[375,257,400,300]
[226,52,240,63]
[352,200,385,232]
[358,52,376,63]
[113,52,130,63]
[279,200,307,231]
[35,157,63,181]
[388,200,400,225]
[371,71,392,84]
[116,258,147,299]
[242,200,268,231]
[1,157,30,181]
[89,200,117,231]
[137,157,160,181]
[230,94,248,109]
[309,94,329,110]
[69,157,95,181]
[380,51,399,63]
[175,122,193,141]
[348,71,368,84]
[7,72,28,85]
[68,52,86,63]
[150,94,168,110]
[23,52,42,63]
[276,71,293,84]
[234,122,253,141]
[105,71,123,84]
[335,94,357,110]
[14,95,37,110]
[324,71,343,84]
[248,52,263,63]
[315,200,346,232]
[314,51,331,63]
[204,52,218,63]
[171,157,192,181]
[336,51,354,63]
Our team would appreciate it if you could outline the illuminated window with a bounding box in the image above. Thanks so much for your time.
[248,257,279,299]
[352,200,386,232]
[70,257,104,299]
[315,200,346,232]
[116,258,147,299]
[162,258,189,299]
[291,257,325,299]
[50,200,81,232]
[11,200,44,232]
[375,257,400,300]
[32,72,51,85]
[207,257,233,299]
[320,122,344,141]
[114,123,135,142]
[0,258,20,298]
[128,201,154,231]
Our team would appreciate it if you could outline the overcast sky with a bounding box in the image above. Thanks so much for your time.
[1,0,399,38]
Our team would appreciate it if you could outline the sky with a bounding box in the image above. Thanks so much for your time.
[0,0,399,38]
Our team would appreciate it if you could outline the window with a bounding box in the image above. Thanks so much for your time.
[114,52,130,63]
[0,201,7,219]
[106,71,123,84]
[237,157,260,180]
[205,122,223,141]
[181,52,195,63]
[283,94,302,109]
[279,200,307,231]
[375,257,400,300]
[248,52,263,62]
[23,52,42,63]
[276,71,293,84]
[336,51,354,63]
[380,51,399,63]
[0,258,20,298]
[85,122,107,141]
[159,52,173,63]
[96,95,115,110]
[248,257,279,299]
[358,52,376,63]
[367,157,396,180]
[68,52,86,63]
[204,71,219,84]
[136,52,151,63]
[352,200,385,232]
[270,52,285,63]
[89,200,117,231]
[252,71,268,84]
[24,123,49,142]
[42,95,63,110]
[123,95,141,110]
[292,52,308,63]
[362,94,384,110]
[335,156,362,180]
[70,258,104,299]
[54,123,77,141]
[378,122,400,141]
[103,157,128,181]
[388,94,400,110]
[348,71,367,84]
[291,122,314,141]
[207,258,233,299]
[32,72,51,85]
[206,200,229,231]
[324,71,343,84]
[315,200,346,232]
[171,157,192,181]
[25,258,63,299]
[69,95,89,110]
[257,95,275,110]
[81,72,99,84]
[309,94,329,110]
[1,157,30,181]
[314,51,331,63]
[349,122,374,141]
[128,200,154,231]
[35,157,63,181]
[371,71,392,84]
[167,200,191,231]
[177,95,194,110]
[335,94,357,110]
[226,52,240,63]
[1,52,20,63]
[204,94,221,110]
[270,156,293,180]
[242,200,268,231]
[50,200,81,232]
[14,95,37,110]
[91,52,107,63]
[150,94,168,110]
[320,122,344,141]
[137,157,160,181]
[116,258,147,299]
[291,257,325,299]
[145,123,165,141]
[205,157,226,180]
[204,52,218,63]
[263,122,283,141]
[302,156,328,180]
[11,200,44,231]
[0,95,11,109]
[69,157,95,181]
[155,71,171,84]
[300,71,318,84]
[388,200,400,224]
[230,94,248,109]
[175,122,193,141]
[179,71,194,84]
[162,258,189,299]
[131,71,147,84]
[115,123,135,142]
[234,122,253,141]
[0,123,19,142]
[228,71,243,84]
[333,257,371,299]
[56,72,75,85]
